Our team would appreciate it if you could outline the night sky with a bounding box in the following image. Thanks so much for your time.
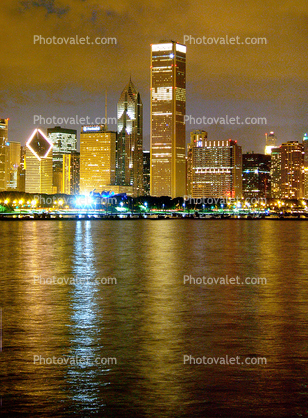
[1,0,307,152]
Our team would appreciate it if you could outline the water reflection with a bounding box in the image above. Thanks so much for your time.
[1,220,308,417]
[65,221,111,414]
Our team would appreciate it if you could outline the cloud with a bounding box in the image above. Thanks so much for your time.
[0,0,307,148]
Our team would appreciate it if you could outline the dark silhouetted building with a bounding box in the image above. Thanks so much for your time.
[143,150,150,196]
[242,152,271,199]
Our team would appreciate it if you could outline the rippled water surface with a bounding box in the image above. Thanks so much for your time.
[1,220,308,417]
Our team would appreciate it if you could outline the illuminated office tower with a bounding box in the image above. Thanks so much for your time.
[187,132,242,198]
[143,151,150,196]
[19,146,26,192]
[80,125,116,195]
[303,133,308,198]
[62,151,80,195]
[280,141,304,199]
[265,132,277,155]
[270,147,282,199]
[242,152,271,199]
[47,126,77,193]
[116,78,143,197]
[25,129,53,194]
[0,118,9,191]
[187,130,208,195]
[5,141,21,190]
[150,40,186,197]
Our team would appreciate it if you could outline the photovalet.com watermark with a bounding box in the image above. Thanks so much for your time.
[33,355,117,366]
[33,195,118,207]
[183,196,267,206]
[183,35,268,45]
[34,276,117,285]
[184,115,267,126]
[33,35,117,45]
[183,355,267,366]
[183,275,267,285]
[33,115,117,126]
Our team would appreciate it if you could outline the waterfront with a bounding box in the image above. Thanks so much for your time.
[1,220,308,417]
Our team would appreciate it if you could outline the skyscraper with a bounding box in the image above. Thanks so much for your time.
[187,132,242,198]
[63,151,80,195]
[5,141,21,190]
[280,141,304,199]
[270,147,282,199]
[0,118,9,191]
[25,129,53,194]
[150,40,186,198]
[47,126,78,193]
[265,132,277,155]
[80,124,116,195]
[303,133,308,198]
[143,150,150,196]
[116,78,143,196]
[242,153,271,199]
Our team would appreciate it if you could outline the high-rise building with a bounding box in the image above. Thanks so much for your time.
[187,130,208,195]
[63,151,80,195]
[280,141,304,199]
[143,150,150,196]
[303,133,308,199]
[242,152,271,199]
[25,129,53,194]
[116,78,143,197]
[270,147,282,199]
[47,126,78,193]
[80,124,116,195]
[150,40,186,198]
[265,132,277,156]
[19,146,26,192]
[187,131,242,198]
[0,118,9,191]
[5,141,21,190]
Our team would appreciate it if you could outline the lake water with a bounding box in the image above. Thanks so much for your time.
[0,220,308,417]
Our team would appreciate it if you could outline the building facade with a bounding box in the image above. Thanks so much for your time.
[187,132,242,198]
[116,78,143,197]
[63,151,80,195]
[0,118,9,191]
[25,129,53,194]
[5,141,21,190]
[242,152,271,199]
[80,125,116,195]
[265,131,277,156]
[270,147,282,199]
[143,150,150,196]
[303,133,308,199]
[150,41,186,198]
[280,141,304,199]
[47,126,78,193]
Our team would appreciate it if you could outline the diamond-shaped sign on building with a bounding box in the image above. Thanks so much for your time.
[26,128,53,160]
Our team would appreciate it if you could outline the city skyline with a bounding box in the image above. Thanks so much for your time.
[1,3,308,418]
[1,1,307,153]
